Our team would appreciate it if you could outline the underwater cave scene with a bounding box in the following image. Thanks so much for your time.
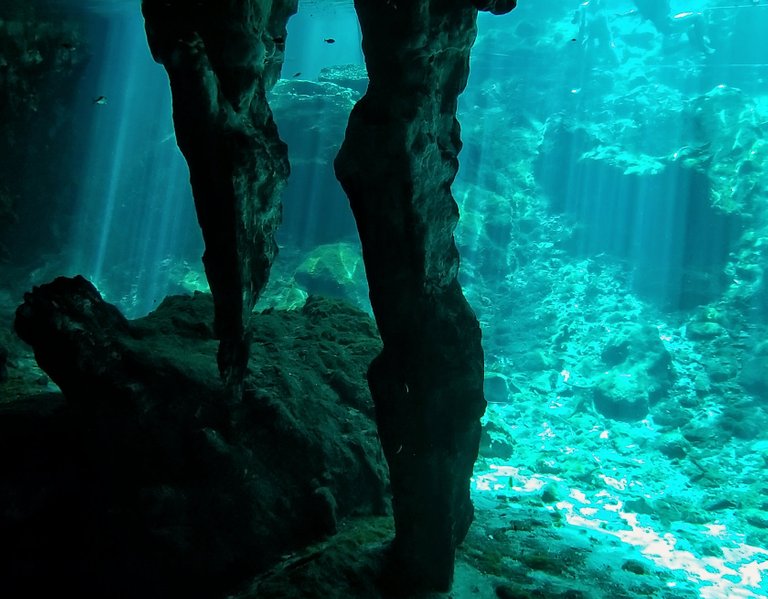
[1,0,767,597]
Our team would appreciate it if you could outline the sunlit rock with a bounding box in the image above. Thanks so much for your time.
[317,64,368,96]
[293,242,368,308]
[719,399,768,441]
[654,433,689,460]
[686,320,726,340]
[536,114,738,311]
[479,420,515,460]
[683,85,768,213]
[574,322,673,421]
[270,79,359,147]
[254,278,308,312]
[454,182,541,281]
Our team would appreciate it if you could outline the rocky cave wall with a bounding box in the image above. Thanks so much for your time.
[0,5,88,265]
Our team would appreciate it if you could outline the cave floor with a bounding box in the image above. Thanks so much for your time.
[1,297,766,599]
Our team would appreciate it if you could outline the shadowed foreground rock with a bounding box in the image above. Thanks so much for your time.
[335,0,516,592]
[6,275,388,598]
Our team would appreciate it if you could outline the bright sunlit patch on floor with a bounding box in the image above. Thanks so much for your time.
[472,463,768,598]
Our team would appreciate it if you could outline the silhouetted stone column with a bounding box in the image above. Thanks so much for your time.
[142,0,297,390]
[335,0,515,592]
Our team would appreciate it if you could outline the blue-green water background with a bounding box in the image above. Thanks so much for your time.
[2,1,768,596]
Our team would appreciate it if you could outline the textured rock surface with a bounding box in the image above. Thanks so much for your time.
[293,241,368,307]
[232,516,505,599]
[0,10,87,264]
[335,0,515,591]
[587,323,674,421]
[141,0,297,388]
[8,276,388,597]
[535,116,738,311]
[317,64,369,96]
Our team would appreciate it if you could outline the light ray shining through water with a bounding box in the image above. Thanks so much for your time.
[66,6,201,317]
[274,0,364,252]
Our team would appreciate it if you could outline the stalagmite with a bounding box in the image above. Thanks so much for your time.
[335,0,515,591]
[141,0,297,390]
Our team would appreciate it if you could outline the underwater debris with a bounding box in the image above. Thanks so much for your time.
[671,141,712,161]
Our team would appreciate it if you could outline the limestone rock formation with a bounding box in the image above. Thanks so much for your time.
[0,10,87,264]
[317,64,369,97]
[9,275,388,597]
[293,241,368,308]
[592,323,673,421]
[536,115,738,310]
[335,0,515,591]
[141,0,298,389]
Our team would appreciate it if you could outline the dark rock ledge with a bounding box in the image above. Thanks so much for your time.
[3,275,388,598]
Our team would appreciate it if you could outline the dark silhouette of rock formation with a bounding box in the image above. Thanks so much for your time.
[142,0,298,390]
[335,0,515,591]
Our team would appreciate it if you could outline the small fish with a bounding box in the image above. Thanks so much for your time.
[93,95,107,105]
[324,38,335,44]
[292,71,301,78]
[273,36,285,44]
[61,42,76,50]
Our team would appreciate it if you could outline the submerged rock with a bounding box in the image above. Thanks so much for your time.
[591,323,673,421]
[317,64,368,97]
[740,353,768,400]
[0,12,88,266]
[293,242,368,307]
[7,275,388,597]
[536,115,738,311]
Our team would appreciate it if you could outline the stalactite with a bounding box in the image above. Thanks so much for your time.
[335,0,515,591]
[142,0,297,392]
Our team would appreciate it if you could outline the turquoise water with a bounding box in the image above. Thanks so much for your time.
[459,3,768,597]
[64,8,201,314]
[2,0,767,596]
